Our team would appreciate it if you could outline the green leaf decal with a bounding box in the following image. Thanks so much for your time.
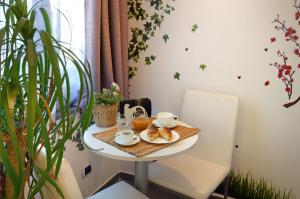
[128,0,176,79]
[145,57,151,65]
[145,55,156,65]
[162,34,169,43]
[199,64,207,71]
[174,72,181,80]
[192,23,199,32]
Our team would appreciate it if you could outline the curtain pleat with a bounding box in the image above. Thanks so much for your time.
[119,0,129,99]
[85,0,128,98]
[85,0,101,92]
[100,0,114,89]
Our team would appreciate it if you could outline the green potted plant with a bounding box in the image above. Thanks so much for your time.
[0,0,94,198]
[216,171,295,199]
[93,83,122,127]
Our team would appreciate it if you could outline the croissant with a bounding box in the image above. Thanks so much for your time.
[159,128,173,141]
[148,126,160,141]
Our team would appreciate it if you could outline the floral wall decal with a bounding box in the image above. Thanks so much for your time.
[267,0,300,108]
[128,0,176,79]
[269,50,295,99]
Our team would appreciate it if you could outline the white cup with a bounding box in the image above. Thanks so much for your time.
[116,130,134,143]
[157,112,177,126]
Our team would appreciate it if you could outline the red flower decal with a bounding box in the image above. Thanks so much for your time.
[293,35,299,41]
[285,27,297,38]
[295,11,300,20]
[271,37,276,43]
[264,81,270,86]
[294,48,300,55]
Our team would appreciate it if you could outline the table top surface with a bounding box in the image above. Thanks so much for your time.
[83,122,199,162]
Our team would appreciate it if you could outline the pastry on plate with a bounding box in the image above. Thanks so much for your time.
[148,126,160,141]
[159,128,173,141]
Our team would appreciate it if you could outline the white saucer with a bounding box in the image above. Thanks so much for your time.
[114,135,140,146]
[152,119,178,128]
[139,129,180,144]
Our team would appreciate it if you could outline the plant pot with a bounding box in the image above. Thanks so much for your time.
[93,103,118,127]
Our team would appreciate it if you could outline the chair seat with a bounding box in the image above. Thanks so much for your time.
[149,155,230,199]
[87,181,149,199]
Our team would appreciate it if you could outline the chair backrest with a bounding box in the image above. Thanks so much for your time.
[180,89,239,167]
[123,105,147,119]
[35,148,84,199]
[119,98,152,116]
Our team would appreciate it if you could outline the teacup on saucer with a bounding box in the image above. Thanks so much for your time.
[115,134,140,146]
[152,119,177,128]
[115,130,134,144]
[157,112,178,126]
[115,130,140,146]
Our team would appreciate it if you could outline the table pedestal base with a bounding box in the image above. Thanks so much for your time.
[134,161,149,194]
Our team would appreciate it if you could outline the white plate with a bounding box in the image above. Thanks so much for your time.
[139,129,180,144]
[114,135,140,146]
[152,119,178,128]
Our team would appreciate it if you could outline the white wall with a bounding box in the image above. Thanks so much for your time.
[53,109,121,197]
[61,112,120,197]
[128,0,300,197]
[64,141,121,197]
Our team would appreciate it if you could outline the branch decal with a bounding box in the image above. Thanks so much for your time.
[267,0,300,108]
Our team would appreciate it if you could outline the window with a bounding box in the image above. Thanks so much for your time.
[1,0,85,105]
[50,0,85,105]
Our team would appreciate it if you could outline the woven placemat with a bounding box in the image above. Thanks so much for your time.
[93,124,200,158]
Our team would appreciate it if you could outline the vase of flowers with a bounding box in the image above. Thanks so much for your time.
[94,83,123,127]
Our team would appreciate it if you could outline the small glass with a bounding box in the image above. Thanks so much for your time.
[117,113,130,131]
[131,111,149,132]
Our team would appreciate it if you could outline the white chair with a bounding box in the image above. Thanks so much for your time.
[35,148,149,199]
[149,89,239,199]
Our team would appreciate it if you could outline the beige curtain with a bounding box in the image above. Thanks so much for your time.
[85,0,129,98]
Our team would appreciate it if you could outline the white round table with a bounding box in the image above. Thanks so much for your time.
[83,122,198,194]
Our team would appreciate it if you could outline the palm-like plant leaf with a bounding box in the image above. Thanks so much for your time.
[0,0,94,198]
